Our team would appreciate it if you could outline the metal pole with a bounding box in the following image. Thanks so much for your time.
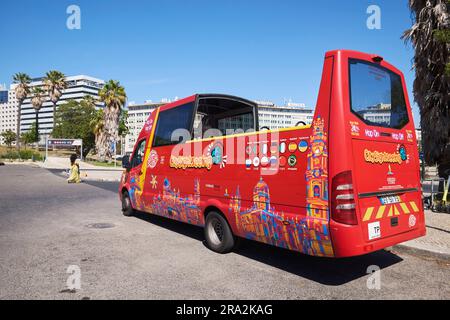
[45,137,48,162]
[35,110,39,153]
[81,140,83,161]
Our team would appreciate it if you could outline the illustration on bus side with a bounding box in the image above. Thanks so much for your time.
[228,116,333,256]
[127,116,334,257]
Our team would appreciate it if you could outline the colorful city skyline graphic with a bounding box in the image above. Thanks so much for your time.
[150,178,203,226]
[229,116,334,257]
[133,116,334,257]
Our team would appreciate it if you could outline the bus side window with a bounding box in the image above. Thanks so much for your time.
[194,98,256,139]
[153,103,194,147]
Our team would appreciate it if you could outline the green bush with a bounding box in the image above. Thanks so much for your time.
[0,150,43,161]
[1,151,19,160]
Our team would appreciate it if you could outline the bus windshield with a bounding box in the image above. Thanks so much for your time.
[349,59,409,129]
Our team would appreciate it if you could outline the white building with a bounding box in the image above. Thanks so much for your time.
[256,101,314,129]
[0,85,19,145]
[357,103,391,126]
[125,101,165,153]
[19,75,105,139]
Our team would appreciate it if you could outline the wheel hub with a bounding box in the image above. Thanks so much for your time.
[208,217,224,245]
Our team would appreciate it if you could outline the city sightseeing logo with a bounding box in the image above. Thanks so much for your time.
[170,155,213,170]
[364,145,408,165]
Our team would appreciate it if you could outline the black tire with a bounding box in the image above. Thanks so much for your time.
[204,211,236,253]
[122,191,135,217]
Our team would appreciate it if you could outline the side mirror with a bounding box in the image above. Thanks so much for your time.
[122,156,131,170]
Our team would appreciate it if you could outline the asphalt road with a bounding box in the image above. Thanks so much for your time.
[0,165,449,299]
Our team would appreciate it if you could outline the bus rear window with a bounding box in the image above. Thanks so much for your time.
[349,59,409,129]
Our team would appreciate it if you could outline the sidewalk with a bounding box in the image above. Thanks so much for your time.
[392,210,450,261]
[41,156,123,182]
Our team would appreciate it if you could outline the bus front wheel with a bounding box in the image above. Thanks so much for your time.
[122,191,135,217]
[204,211,236,254]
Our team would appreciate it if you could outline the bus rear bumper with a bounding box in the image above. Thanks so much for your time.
[330,222,426,258]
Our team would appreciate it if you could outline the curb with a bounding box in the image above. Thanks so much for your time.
[391,244,450,262]
[2,162,42,168]
[82,179,121,183]
[46,169,121,183]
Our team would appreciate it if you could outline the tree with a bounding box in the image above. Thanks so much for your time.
[12,73,31,150]
[90,109,105,153]
[119,110,129,137]
[52,100,97,156]
[30,86,46,146]
[82,95,97,109]
[403,0,450,179]
[21,122,39,148]
[1,130,17,149]
[44,71,67,125]
[98,80,127,161]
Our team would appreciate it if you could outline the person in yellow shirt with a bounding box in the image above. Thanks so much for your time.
[67,154,81,184]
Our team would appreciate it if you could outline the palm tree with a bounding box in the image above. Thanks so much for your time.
[44,71,67,129]
[90,109,106,155]
[12,73,31,150]
[98,80,127,161]
[403,0,450,179]
[31,87,46,147]
[81,95,97,109]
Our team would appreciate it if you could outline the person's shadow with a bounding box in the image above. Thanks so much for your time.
[133,211,403,286]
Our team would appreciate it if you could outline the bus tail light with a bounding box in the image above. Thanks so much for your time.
[331,171,358,225]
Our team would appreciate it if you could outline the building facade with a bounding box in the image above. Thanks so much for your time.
[0,86,19,145]
[256,101,314,129]
[356,103,392,126]
[18,75,104,139]
[125,101,165,153]
[0,85,8,103]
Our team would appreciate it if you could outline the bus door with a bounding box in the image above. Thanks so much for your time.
[128,138,147,210]
[347,58,424,242]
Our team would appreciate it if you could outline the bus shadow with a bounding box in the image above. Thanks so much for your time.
[133,211,403,286]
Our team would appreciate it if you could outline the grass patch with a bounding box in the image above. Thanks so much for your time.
[85,159,122,167]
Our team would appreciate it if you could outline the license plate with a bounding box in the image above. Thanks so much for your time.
[379,195,401,205]
[368,221,381,240]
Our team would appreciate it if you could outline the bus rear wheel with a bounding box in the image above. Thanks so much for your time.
[122,191,135,217]
[204,211,236,253]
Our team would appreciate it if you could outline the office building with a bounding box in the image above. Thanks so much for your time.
[125,101,166,153]
[0,86,19,145]
[356,103,392,126]
[18,75,105,139]
[256,101,314,129]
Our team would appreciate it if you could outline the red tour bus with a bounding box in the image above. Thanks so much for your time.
[119,50,425,258]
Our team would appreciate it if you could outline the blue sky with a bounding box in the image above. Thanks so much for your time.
[0,0,420,126]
